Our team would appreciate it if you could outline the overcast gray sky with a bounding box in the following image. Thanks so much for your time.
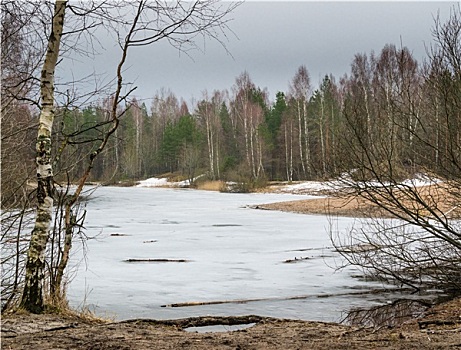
[58,1,458,106]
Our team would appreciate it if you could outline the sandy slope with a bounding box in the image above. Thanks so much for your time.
[257,182,460,219]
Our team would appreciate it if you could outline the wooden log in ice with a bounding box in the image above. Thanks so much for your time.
[124,258,190,263]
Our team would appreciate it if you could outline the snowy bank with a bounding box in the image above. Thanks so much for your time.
[268,173,441,196]
[136,177,169,188]
[136,175,205,188]
[136,173,441,195]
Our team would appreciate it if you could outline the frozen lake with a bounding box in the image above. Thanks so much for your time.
[67,186,391,322]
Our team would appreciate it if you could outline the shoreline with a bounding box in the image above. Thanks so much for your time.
[2,296,460,349]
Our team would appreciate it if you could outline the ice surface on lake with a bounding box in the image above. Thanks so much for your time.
[67,187,391,322]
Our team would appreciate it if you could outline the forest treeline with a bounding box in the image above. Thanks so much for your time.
[2,42,459,206]
[54,44,459,184]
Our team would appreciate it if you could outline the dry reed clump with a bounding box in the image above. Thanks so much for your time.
[196,180,226,191]
[41,294,112,324]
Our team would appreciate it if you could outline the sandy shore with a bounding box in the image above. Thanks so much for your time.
[256,182,460,219]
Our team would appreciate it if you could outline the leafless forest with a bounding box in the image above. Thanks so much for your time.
[1,1,460,314]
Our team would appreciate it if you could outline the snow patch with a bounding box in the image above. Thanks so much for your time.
[270,173,441,195]
[136,174,206,188]
[400,173,441,188]
[136,177,169,188]
[270,180,348,195]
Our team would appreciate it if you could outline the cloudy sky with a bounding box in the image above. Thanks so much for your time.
[58,1,458,106]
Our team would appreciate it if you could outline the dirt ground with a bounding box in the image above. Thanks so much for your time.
[2,183,460,349]
[2,296,461,350]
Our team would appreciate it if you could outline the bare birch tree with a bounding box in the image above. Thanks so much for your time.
[20,0,67,313]
[333,7,461,293]
[289,66,312,179]
[197,90,225,180]
[12,0,240,313]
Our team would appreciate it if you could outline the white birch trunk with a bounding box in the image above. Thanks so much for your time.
[319,96,326,176]
[285,120,294,182]
[21,0,67,313]
[243,113,250,170]
[290,120,294,181]
[257,129,264,178]
[284,124,290,181]
[216,131,220,179]
[363,85,372,147]
[249,113,256,178]
[435,98,439,166]
[302,100,311,177]
[205,110,215,179]
[297,101,306,177]
[135,110,141,176]
[210,128,215,179]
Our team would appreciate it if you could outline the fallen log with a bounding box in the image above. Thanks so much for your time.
[120,315,269,329]
[161,287,414,308]
[124,258,190,263]
[284,257,310,263]
[161,298,267,308]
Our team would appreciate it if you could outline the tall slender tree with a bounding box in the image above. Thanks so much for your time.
[288,65,312,179]
[20,0,67,313]
[14,0,241,313]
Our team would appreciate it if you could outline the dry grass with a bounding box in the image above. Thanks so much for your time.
[196,180,226,191]
[41,294,112,324]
